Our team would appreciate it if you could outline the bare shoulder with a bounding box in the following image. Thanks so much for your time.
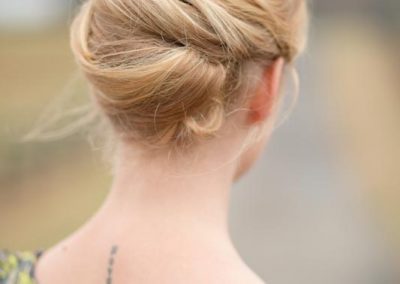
[33,237,267,284]
[188,253,265,284]
[210,263,266,284]
[216,272,265,284]
[136,240,267,284]
[117,243,266,284]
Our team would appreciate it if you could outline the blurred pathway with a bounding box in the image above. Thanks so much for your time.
[229,18,399,284]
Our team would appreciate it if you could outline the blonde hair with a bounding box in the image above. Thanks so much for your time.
[24,0,308,157]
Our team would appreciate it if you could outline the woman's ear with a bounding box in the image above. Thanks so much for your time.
[247,57,285,124]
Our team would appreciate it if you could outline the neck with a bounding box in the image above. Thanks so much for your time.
[89,139,241,242]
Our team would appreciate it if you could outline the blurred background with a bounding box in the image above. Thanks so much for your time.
[0,0,399,283]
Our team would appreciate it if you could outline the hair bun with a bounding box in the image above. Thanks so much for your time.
[70,0,307,149]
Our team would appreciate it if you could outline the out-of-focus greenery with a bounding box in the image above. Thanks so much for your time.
[316,16,400,252]
[0,31,110,249]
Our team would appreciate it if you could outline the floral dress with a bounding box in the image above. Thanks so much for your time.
[0,250,44,284]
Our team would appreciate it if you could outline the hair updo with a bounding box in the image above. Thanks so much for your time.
[70,0,307,151]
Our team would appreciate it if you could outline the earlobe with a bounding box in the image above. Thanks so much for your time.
[247,57,285,124]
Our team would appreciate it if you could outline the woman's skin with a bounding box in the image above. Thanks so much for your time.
[34,58,285,284]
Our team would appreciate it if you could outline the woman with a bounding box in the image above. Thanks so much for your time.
[0,0,308,283]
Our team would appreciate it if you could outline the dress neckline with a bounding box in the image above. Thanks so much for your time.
[32,248,46,284]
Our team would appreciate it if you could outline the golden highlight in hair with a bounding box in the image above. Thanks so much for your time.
[41,0,308,152]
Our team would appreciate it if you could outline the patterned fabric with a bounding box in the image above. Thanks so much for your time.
[0,250,44,284]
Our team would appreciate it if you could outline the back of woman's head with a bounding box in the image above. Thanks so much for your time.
[70,0,308,152]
